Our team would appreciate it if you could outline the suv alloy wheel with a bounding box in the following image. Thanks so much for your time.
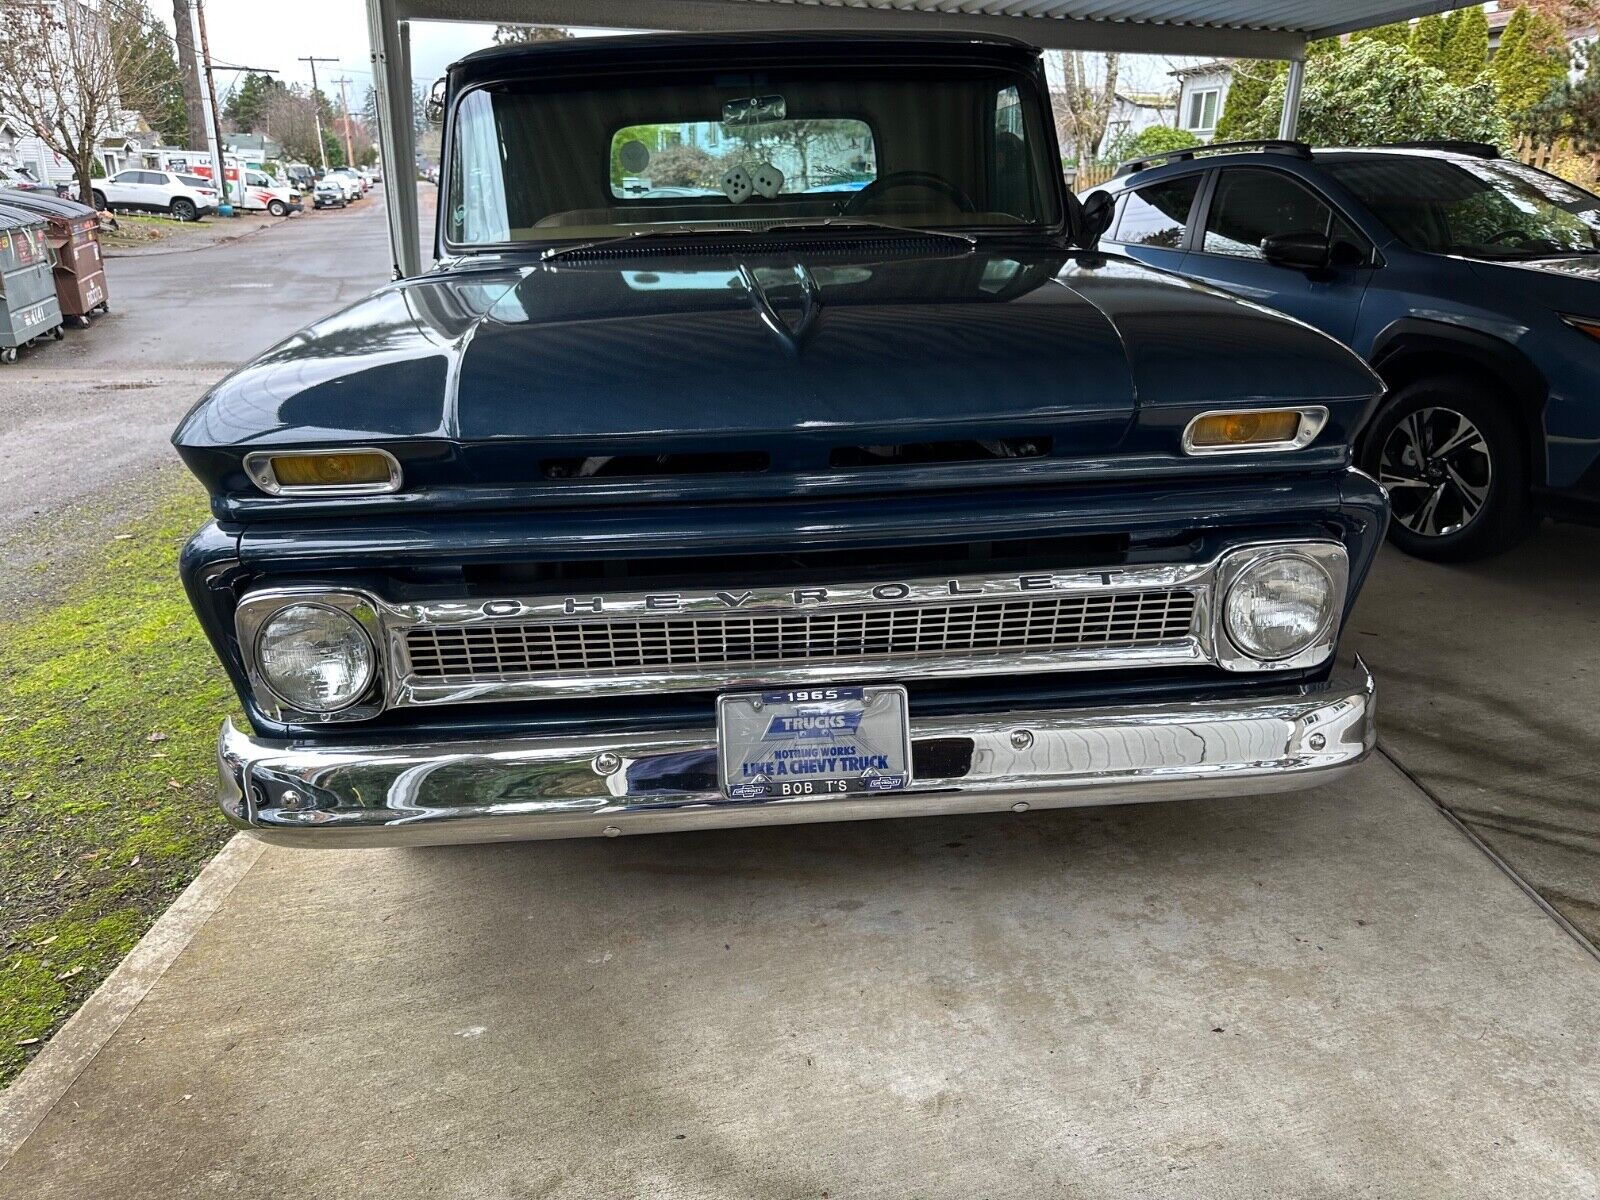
[1358,375,1534,561]
[170,197,198,222]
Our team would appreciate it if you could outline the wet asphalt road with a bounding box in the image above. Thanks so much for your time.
[58,190,401,373]
[0,190,415,579]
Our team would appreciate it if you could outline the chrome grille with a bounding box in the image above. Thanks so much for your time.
[403,589,1198,682]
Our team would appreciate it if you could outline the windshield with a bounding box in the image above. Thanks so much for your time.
[1325,156,1600,258]
[446,65,1060,247]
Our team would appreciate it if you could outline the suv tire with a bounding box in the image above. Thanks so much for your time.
[1358,375,1534,561]
[170,197,198,222]
[90,189,106,210]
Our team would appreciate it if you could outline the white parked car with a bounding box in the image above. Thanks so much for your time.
[318,171,360,202]
[79,169,218,221]
[327,167,368,198]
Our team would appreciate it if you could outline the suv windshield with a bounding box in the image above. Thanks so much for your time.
[1325,155,1600,258]
[447,65,1060,246]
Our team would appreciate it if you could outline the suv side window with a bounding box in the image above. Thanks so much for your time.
[137,171,167,185]
[1203,168,1367,260]
[1112,175,1201,248]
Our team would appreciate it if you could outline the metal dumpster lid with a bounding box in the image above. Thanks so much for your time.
[0,201,49,234]
[0,190,95,222]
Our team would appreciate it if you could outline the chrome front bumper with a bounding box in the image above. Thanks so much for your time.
[219,658,1375,848]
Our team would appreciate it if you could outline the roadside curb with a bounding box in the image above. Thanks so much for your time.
[0,835,266,1171]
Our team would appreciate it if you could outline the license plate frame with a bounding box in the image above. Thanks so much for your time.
[716,685,912,801]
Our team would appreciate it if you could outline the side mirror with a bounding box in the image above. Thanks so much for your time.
[1078,189,1115,248]
[425,78,446,127]
[1261,231,1332,271]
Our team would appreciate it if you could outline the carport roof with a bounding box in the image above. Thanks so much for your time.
[366,0,1483,277]
[388,0,1484,58]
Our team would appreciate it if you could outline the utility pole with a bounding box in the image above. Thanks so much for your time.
[332,77,356,167]
[188,0,232,214]
[298,55,339,173]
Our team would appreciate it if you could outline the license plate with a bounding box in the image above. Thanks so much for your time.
[717,686,912,800]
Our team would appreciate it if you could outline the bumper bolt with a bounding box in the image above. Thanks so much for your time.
[592,751,622,776]
[1308,733,1327,751]
[1011,801,1030,813]
[1009,729,1034,750]
[603,825,621,838]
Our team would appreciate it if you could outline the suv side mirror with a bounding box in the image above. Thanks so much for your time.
[1078,189,1116,248]
[1262,231,1332,271]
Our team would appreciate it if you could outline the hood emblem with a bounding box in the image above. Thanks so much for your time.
[739,262,822,355]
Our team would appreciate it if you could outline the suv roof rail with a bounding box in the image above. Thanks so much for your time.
[1115,138,1313,176]
[1379,140,1501,159]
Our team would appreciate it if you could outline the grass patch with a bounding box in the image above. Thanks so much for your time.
[0,481,235,1087]
[100,214,212,247]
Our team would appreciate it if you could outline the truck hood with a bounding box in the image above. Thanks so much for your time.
[174,243,1379,508]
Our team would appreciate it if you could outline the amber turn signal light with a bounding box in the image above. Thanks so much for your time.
[244,449,401,495]
[1182,408,1325,455]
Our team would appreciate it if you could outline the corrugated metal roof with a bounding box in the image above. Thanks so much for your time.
[391,0,1483,56]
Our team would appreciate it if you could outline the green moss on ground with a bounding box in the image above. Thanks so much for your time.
[0,482,234,1087]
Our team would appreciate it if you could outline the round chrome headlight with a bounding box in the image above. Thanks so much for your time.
[255,603,376,713]
[1223,553,1336,662]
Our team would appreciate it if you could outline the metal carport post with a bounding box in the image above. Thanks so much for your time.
[365,0,1479,280]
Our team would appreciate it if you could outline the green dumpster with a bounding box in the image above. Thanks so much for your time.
[0,201,65,363]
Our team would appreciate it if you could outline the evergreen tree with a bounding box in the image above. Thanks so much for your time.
[111,0,186,145]
[1221,39,1508,147]
[1409,13,1450,69]
[224,72,281,133]
[1351,22,1410,47]
[1442,5,1490,86]
[1215,59,1285,140]
[1494,7,1571,123]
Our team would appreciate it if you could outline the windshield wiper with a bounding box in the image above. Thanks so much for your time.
[763,218,976,246]
[540,218,975,262]
[541,225,761,262]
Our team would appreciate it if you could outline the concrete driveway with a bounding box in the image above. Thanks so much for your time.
[3,516,1599,1195]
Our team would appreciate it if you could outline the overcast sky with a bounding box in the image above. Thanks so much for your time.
[178,2,1188,109]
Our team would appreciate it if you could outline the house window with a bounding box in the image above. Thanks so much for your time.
[1185,88,1220,133]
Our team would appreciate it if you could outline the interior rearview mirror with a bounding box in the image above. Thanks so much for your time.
[723,95,786,126]
[1261,232,1333,271]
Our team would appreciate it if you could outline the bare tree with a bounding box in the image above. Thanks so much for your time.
[0,0,170,202]
[1051,50,1122,162]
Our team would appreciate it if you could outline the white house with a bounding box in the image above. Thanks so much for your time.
[1170,60,1232,142]
[1097,91,1178,156]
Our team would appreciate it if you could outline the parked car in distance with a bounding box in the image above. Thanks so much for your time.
[1084,139,1600,560]
[175,32,1387,849]
[77,169,217,221]
[320,170,362,202]
[0,163,61,195]
[239,169,300,217]
[310,178,347,209]
[328,167,368,198]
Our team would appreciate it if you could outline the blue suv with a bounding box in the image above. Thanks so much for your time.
[1085,139,1600,560]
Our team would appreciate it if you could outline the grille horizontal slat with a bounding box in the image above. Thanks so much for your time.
[403,589,1198,683]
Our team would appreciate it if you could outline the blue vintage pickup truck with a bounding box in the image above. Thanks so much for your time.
[174,32,1387,846]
